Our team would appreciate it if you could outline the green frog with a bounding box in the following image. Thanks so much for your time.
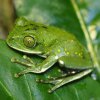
[6,17,93,93]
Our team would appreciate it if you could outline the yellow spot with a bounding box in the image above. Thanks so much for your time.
[58,69,61,72]
[79,52,83,57]
[65,48,67,51]
[47,75,51,78]
[67,52,70,55]
[71,40,74,42]
[75,52,78,55]
[58,49,61,53]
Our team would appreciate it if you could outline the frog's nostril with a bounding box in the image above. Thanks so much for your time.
[11,37,15,40]
[8,37,14,41]
[6,37,14,45]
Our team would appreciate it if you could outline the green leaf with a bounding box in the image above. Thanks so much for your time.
[0,0,100,99]
[1,39,100,100]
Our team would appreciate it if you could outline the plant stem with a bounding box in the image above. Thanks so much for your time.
[71,0,100,73]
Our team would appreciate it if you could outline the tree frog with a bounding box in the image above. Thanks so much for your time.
[6,17,93,93]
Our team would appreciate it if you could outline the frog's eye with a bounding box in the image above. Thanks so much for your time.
[23,36,36,48]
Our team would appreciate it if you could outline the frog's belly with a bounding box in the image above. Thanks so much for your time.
[58,56,93,69]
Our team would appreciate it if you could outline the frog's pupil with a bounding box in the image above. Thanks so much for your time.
[23,36,36,48]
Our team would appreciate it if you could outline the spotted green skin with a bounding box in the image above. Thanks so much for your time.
[6,17,93,93]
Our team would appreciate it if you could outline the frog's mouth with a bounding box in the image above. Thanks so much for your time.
[12,46,42,54]
[6,39,42,54]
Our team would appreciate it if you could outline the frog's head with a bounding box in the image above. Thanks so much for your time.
[6,17,48,54]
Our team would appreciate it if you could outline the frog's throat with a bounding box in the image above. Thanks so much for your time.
[7,44,42,54]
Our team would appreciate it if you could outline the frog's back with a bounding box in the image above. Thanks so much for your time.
[58,40,93,69]
[47,26,76,41]
[46,26,93,69]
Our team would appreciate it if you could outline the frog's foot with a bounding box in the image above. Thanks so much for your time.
[14,68,38,78]
[14,65,42,78]
[11,55,35,67]
[36,76,66,93]
[22,55,35,64]
[36,78,62,86]
[36,74,67,85]
[36,69,92,93]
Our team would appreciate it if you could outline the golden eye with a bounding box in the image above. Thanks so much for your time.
[23,36,36,48]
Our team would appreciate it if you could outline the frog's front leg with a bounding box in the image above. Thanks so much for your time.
[14,54,58,77]
[11,55,35,67]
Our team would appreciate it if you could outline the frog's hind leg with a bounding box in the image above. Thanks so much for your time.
[59,67,86,75]
[36,73,67,85]
[36,77,63,85]
[37,69,92,93]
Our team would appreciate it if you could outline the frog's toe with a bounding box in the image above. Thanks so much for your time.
[48,89,53,93]
[11,57,17,62]
[36,78,49,83]
[23,55,35,64]
[14,73,20,78]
